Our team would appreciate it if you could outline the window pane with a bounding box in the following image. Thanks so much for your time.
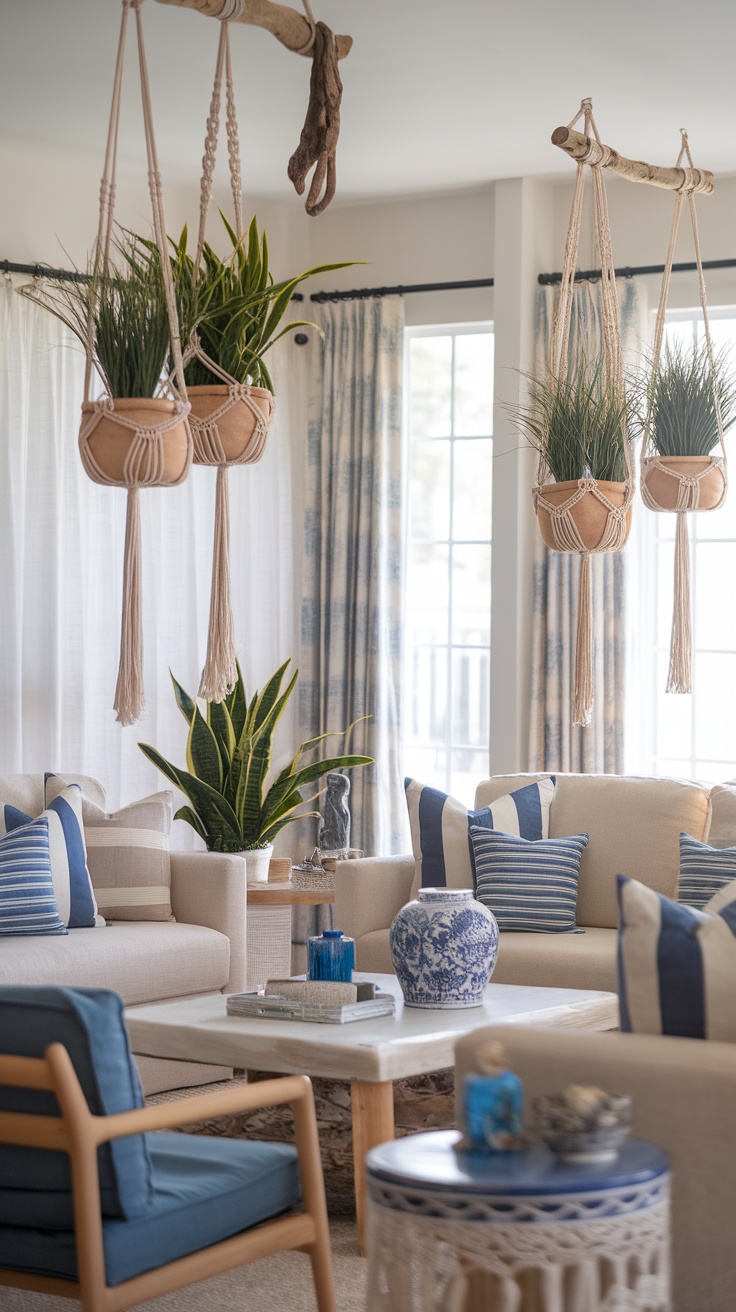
[454,333,494,436]
[451,649,490,750]
[695,543,736,649]
[656,540,675,649]
[695,762,736,784]
[406,543,449,644]
[410,439,450,540]
[451,544,491,645]
[653,758,692,779]
[409,336,452,437]
[450,750,488,808]
[406,645,447,749]
[692,489,736,539]
[654,652,692,762]
[694,653,736,761]
[453,438,492,542]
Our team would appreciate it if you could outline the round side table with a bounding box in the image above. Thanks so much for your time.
[365,1130,670,1312]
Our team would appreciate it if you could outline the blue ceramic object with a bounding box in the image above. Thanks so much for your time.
[307,929,355,982]
[389,888,499,1008]
[463,1070,525,1152]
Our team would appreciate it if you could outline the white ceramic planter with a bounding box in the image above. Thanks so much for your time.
[244,845,274,883]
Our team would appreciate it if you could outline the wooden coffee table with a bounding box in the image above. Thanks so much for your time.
[126,974,618,1252]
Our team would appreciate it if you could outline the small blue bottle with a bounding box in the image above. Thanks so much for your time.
[307,929,355,982]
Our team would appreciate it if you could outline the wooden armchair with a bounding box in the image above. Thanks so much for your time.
[0,987,335,1312]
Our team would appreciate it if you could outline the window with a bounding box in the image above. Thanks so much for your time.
[402,324,494,801]
[625,307,736,783]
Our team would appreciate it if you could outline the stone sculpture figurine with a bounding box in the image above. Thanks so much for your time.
[460,1040,526,1152]
[320,771,351,854]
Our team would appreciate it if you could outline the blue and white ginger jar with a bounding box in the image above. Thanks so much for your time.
[389,887,499,1009]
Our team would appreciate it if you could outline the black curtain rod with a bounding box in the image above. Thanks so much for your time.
[539,258,736,286]
[2,260,88,284]
[307,277,494,303]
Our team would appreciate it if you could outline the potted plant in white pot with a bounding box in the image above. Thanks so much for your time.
[138,659,372,881]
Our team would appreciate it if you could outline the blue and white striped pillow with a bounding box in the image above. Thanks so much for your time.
[4,783,101,929]
[678,833,736,910]
[405,776,556,891]
[471,828,588,932]
[0,817,66,937]
[618,874,736,1041]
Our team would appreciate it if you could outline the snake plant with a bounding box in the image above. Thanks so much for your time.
[138,660,372,853]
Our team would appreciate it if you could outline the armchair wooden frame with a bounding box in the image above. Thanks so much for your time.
[0,1045,336,1312]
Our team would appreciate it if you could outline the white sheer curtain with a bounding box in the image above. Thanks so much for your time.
[0,276,305,829]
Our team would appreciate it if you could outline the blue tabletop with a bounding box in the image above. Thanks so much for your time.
[366,1130,669,1196]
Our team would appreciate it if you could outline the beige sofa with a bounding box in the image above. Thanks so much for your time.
[0,774,248,1094]
[455,1024,736,1312]
[335,772,736,991]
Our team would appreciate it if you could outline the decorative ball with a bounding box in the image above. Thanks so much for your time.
[389,888,499,1009]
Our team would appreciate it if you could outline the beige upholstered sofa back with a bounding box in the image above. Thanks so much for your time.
[0,774,106,823]
[474,772,712,929]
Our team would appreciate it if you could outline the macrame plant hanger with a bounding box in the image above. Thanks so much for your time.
[186,15,275,702]
[640,130,727,694]
[535,98,635,728]
[82,0,192,726]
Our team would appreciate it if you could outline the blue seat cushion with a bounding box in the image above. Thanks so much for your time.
[0,1131,301,1287]
[0,986,152,1221]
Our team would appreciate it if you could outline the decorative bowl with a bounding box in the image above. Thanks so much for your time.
[534,1085,632,1164]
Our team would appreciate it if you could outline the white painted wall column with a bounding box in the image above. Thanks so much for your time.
[489,177,555,773]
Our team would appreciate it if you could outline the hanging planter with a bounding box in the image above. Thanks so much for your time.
[638,131,734,694]
[21,1,192,727]
[536,479,632,552]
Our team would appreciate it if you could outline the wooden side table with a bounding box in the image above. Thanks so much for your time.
[365,1130,670,1312]
[246,881,335,990]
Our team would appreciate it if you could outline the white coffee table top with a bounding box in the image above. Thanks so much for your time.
[126,974,618,1083]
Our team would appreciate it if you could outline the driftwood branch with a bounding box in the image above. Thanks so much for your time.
[154,0,353,59]
[551,126,714,195]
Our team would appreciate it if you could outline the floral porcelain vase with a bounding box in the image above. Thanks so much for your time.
[389,887,499,1009]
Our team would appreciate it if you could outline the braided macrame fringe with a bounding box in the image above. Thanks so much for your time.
[667,512,693,694]
[572,554,594,728]
[114,488,144,726]
[198,466,237,701]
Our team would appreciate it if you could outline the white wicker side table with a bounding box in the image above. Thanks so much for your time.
[366,1130,670,1312]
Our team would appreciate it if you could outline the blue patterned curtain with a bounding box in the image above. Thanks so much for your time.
[529,280,643,772]
[299,297,406,855]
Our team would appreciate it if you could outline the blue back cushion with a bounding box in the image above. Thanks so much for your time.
[0,987,153,1221]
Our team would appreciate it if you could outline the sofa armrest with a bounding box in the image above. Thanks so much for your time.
[334,856,415,940]
[454,1025,736,1312]
[169,852,247,994]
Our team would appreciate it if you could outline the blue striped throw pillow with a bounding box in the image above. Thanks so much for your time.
[678,832,736,910]
[618,874,736,1041]
[4,784,100,929]
[405,776,556,891]
[471,828,588,932]
[0,817,66,937]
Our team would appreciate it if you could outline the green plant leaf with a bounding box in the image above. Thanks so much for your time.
[186,706,224,791]
[208,698,236,768]
[174,805,208,842]
[170,671,196,725]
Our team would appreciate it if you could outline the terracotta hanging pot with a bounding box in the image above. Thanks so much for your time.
[187,384,275,466]
[79,398,191,488]
[535,479,632,552]
[641,455,726,513]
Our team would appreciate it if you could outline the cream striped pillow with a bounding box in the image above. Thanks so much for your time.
[45,776,174,922]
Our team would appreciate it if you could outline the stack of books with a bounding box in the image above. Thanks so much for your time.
[226,978,396,1025]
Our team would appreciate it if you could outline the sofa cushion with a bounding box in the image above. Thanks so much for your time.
[0,775,105,823]
[472,829,588,932]
[406,776,556,896]
[0,987,152,1222]
[0,1131,300,1286]
[474,773,712,929]
[618,874,736,1041]
[0,922,230,1006]
[5,783,102,929]
[46,776,174,923]
[678,833,736,910]
[0,818,66,938]
[354,925,618,993]
[707,782,736,849]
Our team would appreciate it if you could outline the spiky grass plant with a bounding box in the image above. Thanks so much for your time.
[165,214,355,391]
[515,362,632,483]
[20,233,171,399]
[638,338,736,458]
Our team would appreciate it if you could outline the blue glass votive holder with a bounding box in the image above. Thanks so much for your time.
[307,929,355,982]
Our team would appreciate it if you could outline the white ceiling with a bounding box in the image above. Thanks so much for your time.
[2,0,736,204]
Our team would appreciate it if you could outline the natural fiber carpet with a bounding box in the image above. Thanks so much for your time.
[3,1071,456,1311]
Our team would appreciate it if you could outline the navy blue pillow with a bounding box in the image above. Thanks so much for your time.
[0,986,152,1223]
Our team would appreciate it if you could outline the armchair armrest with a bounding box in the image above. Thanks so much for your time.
[334,855,415,940]
[169,852,247,994]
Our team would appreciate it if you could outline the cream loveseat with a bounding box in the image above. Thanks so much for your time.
[334,772,736,991]
[455,1023,736,1312]
[0,773,248,1094]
